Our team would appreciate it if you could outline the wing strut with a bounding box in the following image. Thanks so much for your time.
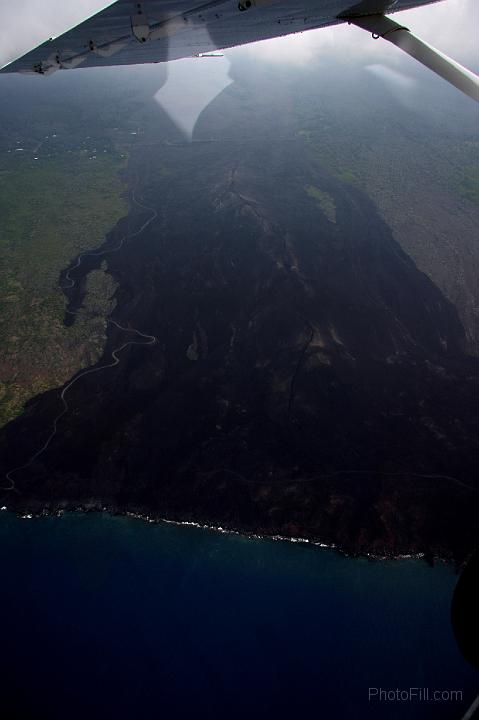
[347,14,479,103]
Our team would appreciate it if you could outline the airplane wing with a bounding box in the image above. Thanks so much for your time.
[1,0,478,102]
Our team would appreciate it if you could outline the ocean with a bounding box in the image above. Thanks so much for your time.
[0,512,476,719]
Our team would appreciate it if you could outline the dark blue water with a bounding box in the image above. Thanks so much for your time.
[0,513,476,719]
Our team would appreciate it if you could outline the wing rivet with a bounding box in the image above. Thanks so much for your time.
[131,4,151,43]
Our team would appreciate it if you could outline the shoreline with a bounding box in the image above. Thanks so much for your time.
[0,503,434,564]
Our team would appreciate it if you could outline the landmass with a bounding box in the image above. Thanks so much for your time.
[0,133,128,426]
[1,59,479,562]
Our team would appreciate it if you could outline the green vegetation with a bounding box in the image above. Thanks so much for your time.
[337,169,359,186]
[457,165,479,205]
[297,129,312,141]
[304,184,336,223]
[0,152,127,427]
[296,130,361,189]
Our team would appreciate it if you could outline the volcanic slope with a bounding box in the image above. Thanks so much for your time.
[2,132,479,561]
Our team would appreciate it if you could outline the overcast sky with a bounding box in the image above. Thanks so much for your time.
[0,0,477,71]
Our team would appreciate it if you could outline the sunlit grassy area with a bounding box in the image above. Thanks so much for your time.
[0,152,128,427]
[304,184,336,223]
[457,165,479,205]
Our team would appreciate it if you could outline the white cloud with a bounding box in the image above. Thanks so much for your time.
[0,1,112,68]
[366,63,417,91]
[227,0,478,70]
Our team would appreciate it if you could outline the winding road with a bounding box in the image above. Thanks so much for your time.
[2,185,158,493]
